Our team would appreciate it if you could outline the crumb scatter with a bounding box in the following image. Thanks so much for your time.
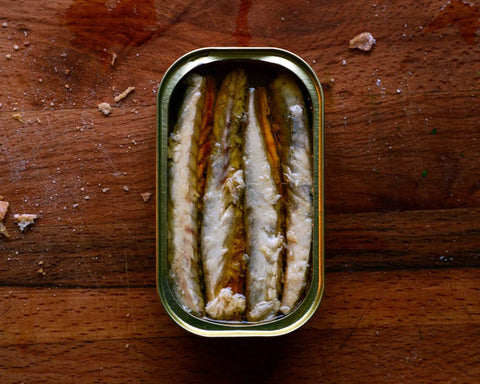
[0,201,8,221]
[13,214,38,232]
[98,102,112,116]
[141,192,152,203]
[349,32,376,51]
[111,52,117,67]
[114,86,135,102]
[0,200,9,238]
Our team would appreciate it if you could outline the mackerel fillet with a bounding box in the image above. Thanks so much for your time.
[270,74,313,315]
[167,74,207,317]
[201,69,248,320]
[244,87,284,322]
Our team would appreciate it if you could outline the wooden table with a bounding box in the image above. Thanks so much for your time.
[1,0,479,382]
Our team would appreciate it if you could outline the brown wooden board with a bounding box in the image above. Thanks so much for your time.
[1,0,480,382]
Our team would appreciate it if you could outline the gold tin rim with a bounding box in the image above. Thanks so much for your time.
[156,47,324,337]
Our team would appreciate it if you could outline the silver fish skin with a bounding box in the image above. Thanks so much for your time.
[244,87,284,322]
[270,74,313,315]
[168,73,206,317]
[201,69,247,320]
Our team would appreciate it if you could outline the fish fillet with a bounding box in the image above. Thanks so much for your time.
[270,73,313,315]
[244,87,284,322]
[201,69,248,320]
[168,73,207,317]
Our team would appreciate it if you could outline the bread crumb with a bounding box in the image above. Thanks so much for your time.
[349,32,376,51]
[13,44,19,51]
[141,192,152,203]
[123,185,130,192]
[13,213,38,231]
[37,268,47,276]
[111,52,117,67]
[5,54,11,60]
[114,86,135,102]
[0,201,8,221]
[102,188,110,193]
[98,102,112,116]
[0,199,9,238]
[12,113,23,123]
[0,223,9,238]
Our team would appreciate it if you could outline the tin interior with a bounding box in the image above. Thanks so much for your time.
[156,47,324,336]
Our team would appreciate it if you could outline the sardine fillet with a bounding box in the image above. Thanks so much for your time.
[168,74,206,317]
[201,69,247,320]
[270,74,313,315]
[245,88,283,322]
[281,104,312,314]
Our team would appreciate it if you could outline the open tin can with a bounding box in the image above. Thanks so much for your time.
[157,47,324,336]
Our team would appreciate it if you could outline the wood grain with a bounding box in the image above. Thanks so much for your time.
[326,208,480,271]
[1,0,480,382]
[1,268,479,346]
[1,325,480,384]
[1,268,479,382]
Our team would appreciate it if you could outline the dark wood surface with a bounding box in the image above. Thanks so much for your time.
[1,0,480,382]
